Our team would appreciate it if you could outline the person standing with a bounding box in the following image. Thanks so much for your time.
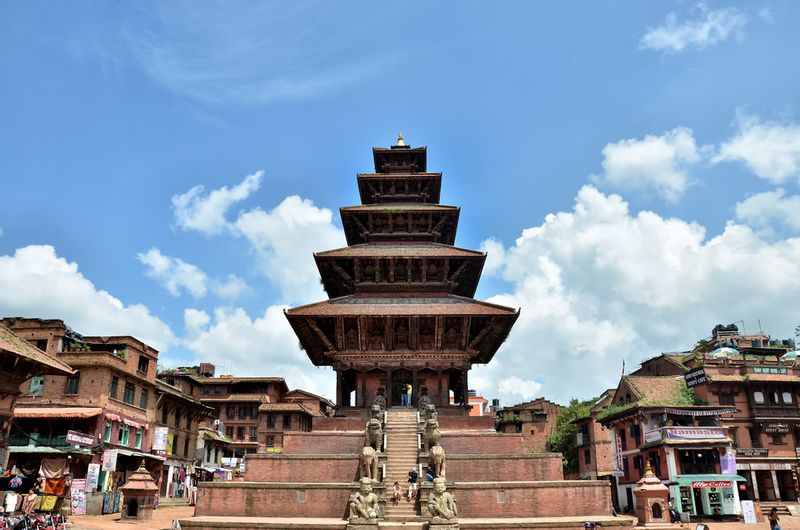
[407,383,413,408]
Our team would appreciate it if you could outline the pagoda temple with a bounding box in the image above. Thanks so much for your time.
[286,135,519,413]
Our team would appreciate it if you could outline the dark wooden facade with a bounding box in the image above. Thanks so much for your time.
[286,137,519,414]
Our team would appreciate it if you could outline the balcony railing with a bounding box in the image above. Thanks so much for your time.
[9,434,70,448]
[643,426,728,445]
[751,405,800,418]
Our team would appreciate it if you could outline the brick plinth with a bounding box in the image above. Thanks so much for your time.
[244,455,362,482]
[445,453,563,482]
[282,432,364,454]
[453,481,613,518]
[441,432,526,454]
[195,482,353,518]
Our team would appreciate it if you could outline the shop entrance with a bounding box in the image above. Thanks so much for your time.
[755,470,776,501]
[776,470,797,501]
[693,489,705,516]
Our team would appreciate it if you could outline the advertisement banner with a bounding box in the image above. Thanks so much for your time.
[665,428,727,440]
[152,426,169,451]
[684,367,707,388]
[86,463,101,491]
[692,481,732,489]
[71,479,87,515]
[167,433,175,456]
[66,430,94,448]
[102,449,118,471]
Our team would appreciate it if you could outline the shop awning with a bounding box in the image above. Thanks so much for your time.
[8,446,66,455]
[675,474,748,487]
[14,407,103,419]
[116,449,166,462]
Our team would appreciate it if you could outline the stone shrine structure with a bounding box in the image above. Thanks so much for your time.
[182,138,633,530]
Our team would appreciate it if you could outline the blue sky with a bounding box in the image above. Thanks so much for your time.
[2,1,800,404]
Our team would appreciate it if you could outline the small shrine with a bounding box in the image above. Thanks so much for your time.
[118,461,158,521]
[633,463,671,528]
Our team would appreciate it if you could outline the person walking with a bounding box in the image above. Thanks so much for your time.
[407,467,418,501]
[769,507,781,530]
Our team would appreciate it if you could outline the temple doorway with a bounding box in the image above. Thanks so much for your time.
[393,368,412,407]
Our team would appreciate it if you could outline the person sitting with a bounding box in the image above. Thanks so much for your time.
[425,466,435,482]
[392,481,401,505]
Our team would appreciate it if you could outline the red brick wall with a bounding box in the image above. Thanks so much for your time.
[454,480,612,518]
[282,432,364,454]
[447,454,563,481]
[438,415,494,430]
[441,432,525,454]
[243,455,360,482]
[195,483,350,518]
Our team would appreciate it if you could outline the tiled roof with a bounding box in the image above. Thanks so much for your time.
[284,389,335,408]
[286,295,518,317]
[258,402,323,416]
[340,204,459,213]
[625,376,686,403]
[193,377,286,384]
[315,243,484,258]
[199,393,271,402]
[0,323,73,375]
[706,373,799,383]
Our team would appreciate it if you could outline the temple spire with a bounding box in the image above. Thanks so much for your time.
[395,133,406,147]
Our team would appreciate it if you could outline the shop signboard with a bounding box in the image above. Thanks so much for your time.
[741,500,757,524]
[692,481,732,488]
[71,479,87,515]
[644,430,661,443]
[66,430,94,448]
[764,423,790,434]
[684,367,707,388]
[665,427,727,440]
[102,449,118,471]
[738,448,769,457]
[86,463,100,491]
[615,431,623,470]
[152,426,169,451]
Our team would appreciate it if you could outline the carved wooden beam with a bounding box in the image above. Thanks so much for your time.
[468,317,496,349]
[307,319,336,353]
[331,261,352,283]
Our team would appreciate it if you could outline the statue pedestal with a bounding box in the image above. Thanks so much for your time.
[347,520,379,530]
[429,519,460,530]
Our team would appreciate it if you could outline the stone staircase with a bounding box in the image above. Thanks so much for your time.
[383,408,421,522]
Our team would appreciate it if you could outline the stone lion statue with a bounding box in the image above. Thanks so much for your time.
[365,417,383,451]
[423,417,441,451]
[360,446,378,481]
[424,403,438,423]
[427,477,457,521]
[370,404,383,421]
[428,444,446,479]
[417,392,431,413]
[349,477,379,522]
[373,391,387,412]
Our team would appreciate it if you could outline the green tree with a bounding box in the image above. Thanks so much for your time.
[547,398,593,475]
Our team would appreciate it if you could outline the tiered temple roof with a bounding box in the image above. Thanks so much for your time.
[285,135,518,410]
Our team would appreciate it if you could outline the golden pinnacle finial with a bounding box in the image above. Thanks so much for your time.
[643,462,655,478]
[395,133,406,147]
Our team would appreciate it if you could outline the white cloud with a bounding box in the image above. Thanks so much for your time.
[210,274,251,300]
[593,127,701,202]
[735,189,800,234]
[183,306,333,397]
[0,245,176,351]
[234,195,346,304]
[172,171,262,235]
[478,185,800,404]
[758,8,774,24]
[714,114,800,184]
[123,3,389,105]
[497,377,543,402]
[640,4,748,53]
[137,247,208,298]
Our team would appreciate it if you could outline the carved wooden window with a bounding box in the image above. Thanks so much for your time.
[367,318,385,350]
[362,260,376,282]
[344,318,359,350]
[419,317,435,350]
[443,318,461,349]
[394,318,410,350]
[395,259,408,282]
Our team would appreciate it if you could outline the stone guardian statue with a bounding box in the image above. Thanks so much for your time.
[349,477,379,522]
[427,477,457,522]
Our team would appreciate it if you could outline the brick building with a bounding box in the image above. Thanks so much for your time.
[632,324,800,509]
[157,369,333,458]
[600,375,741,518]
[495,397,562,452]
[3,317,164,493]
[153,379,213,498]
[0,322,73,467]
[573,389,615,480]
